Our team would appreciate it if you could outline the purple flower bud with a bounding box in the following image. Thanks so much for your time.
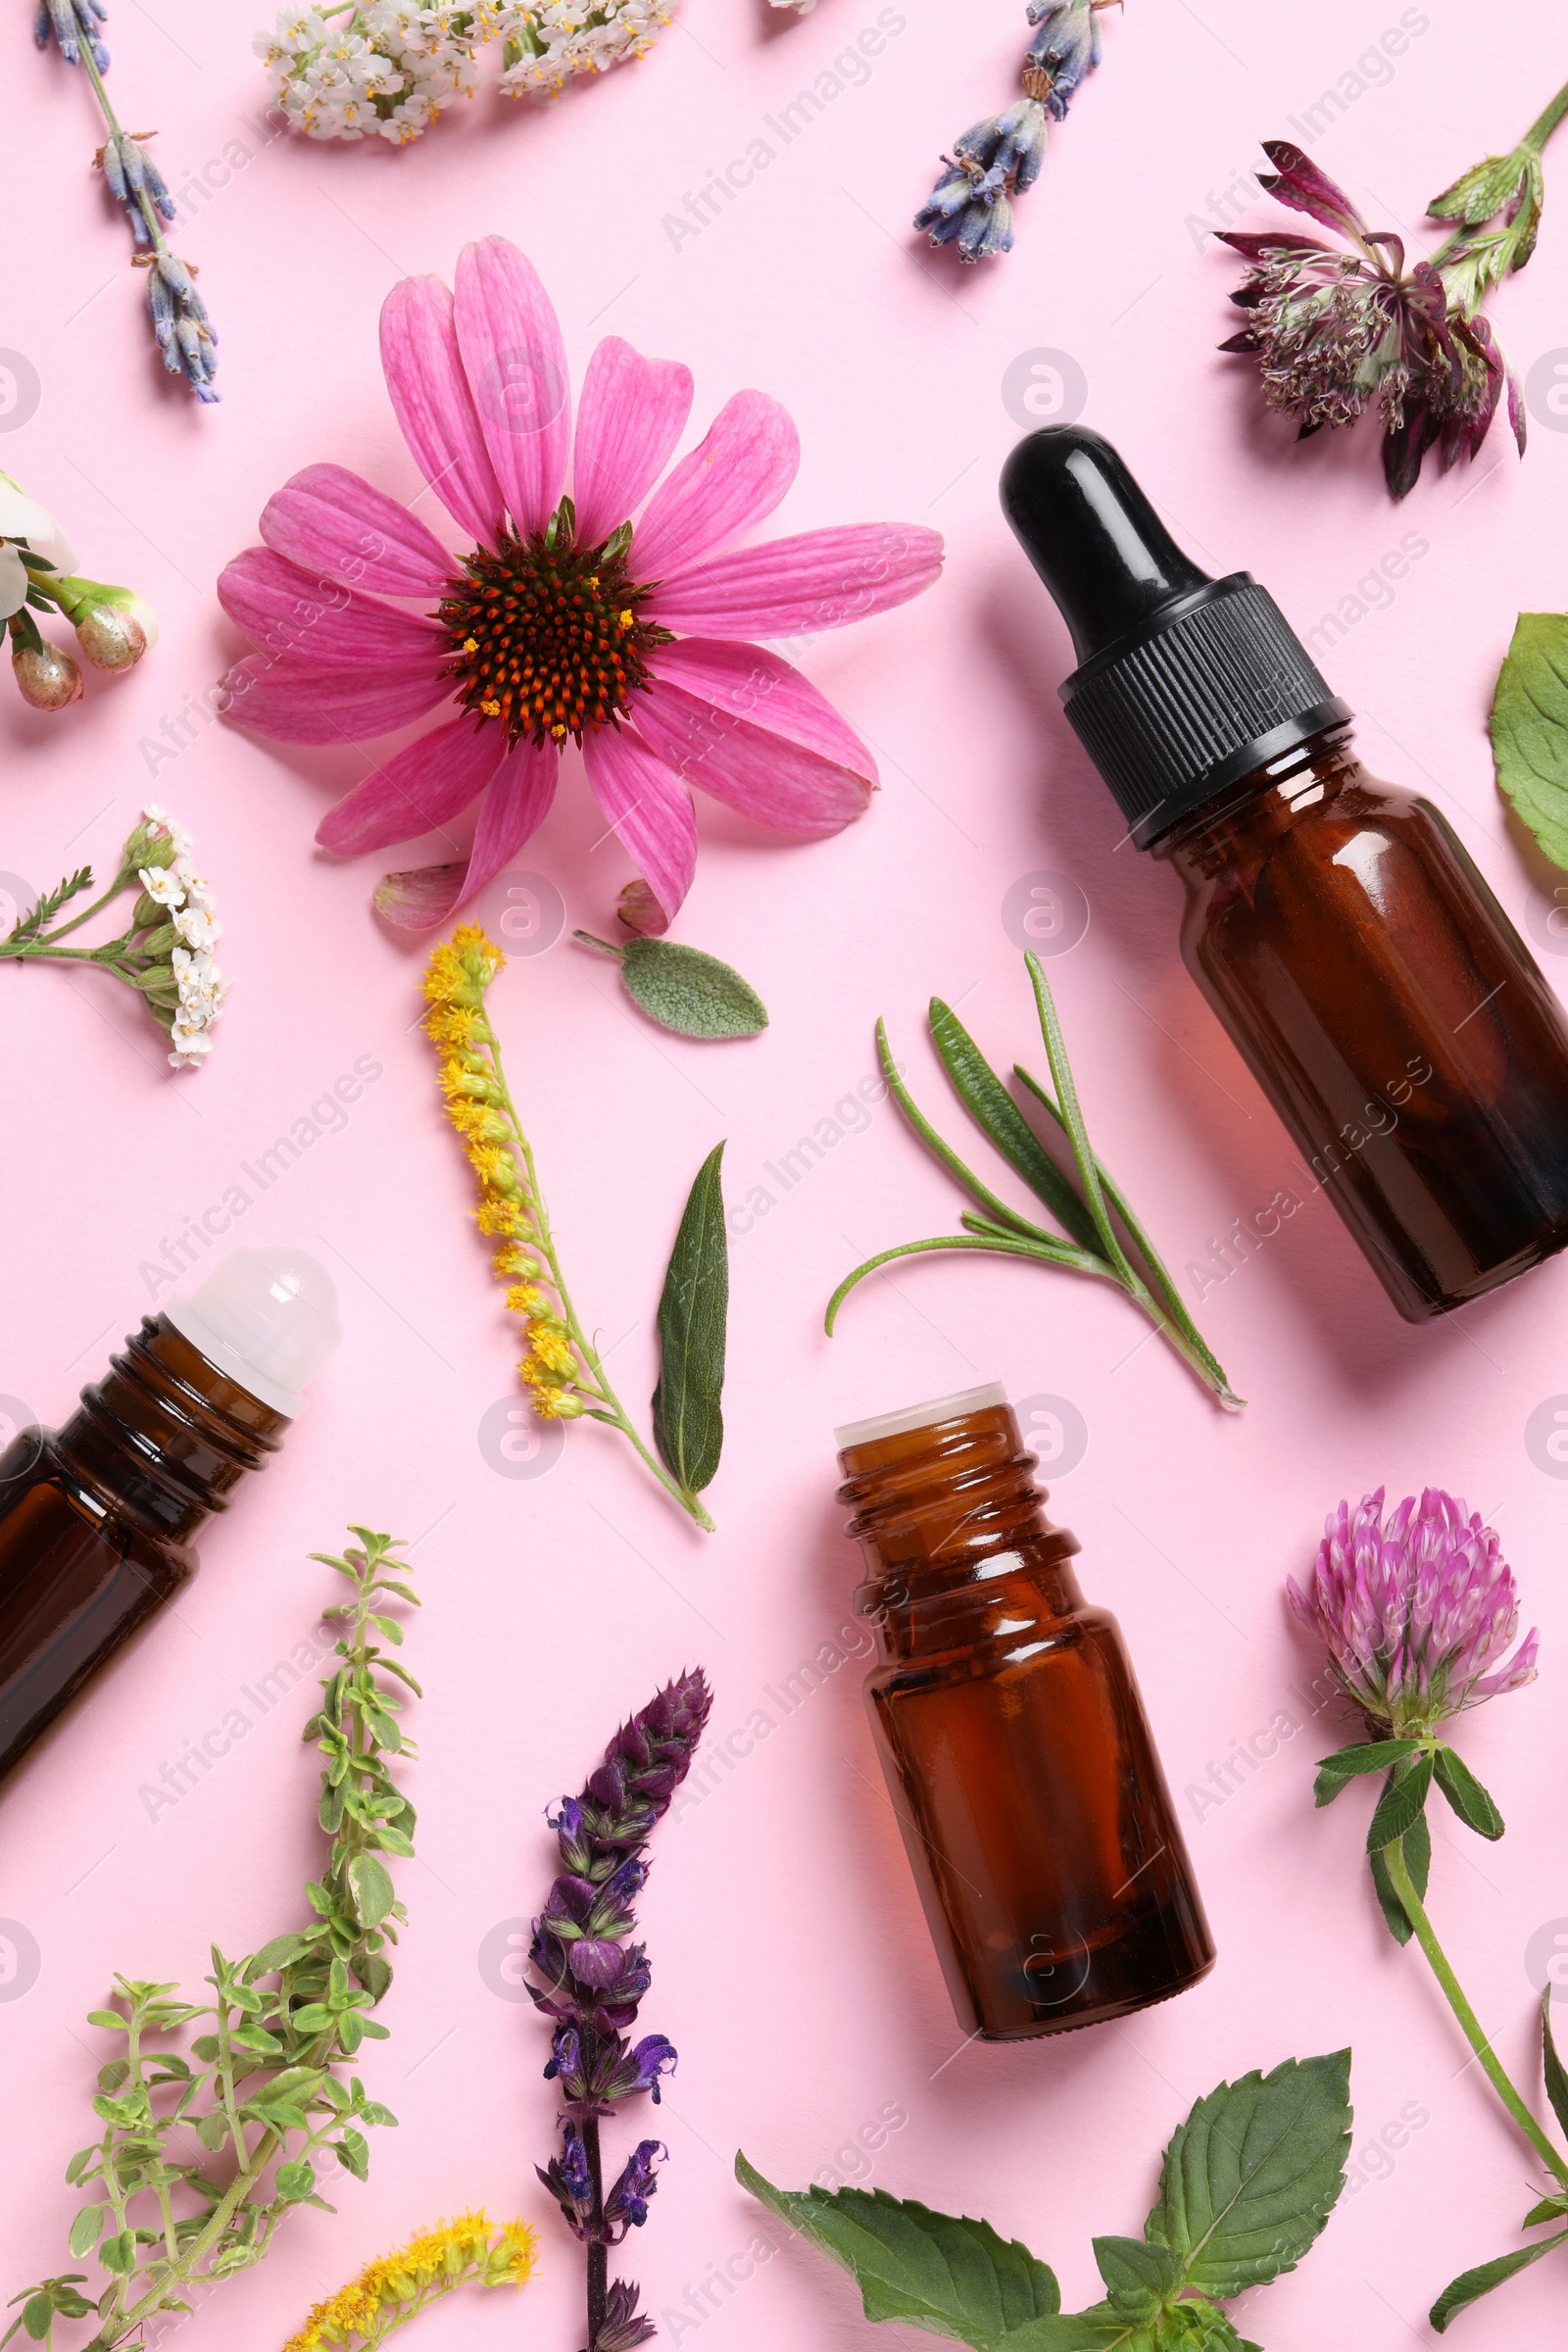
[1289,1488,1539,1738]
[538,2122,597,2238]
[605,2140,667,2239]
[594,2278,656,2352]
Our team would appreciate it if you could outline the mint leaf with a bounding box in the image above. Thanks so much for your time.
[736,2153,1060,2345]
[1146,2051,1351,2299]
[652,1142,728,1497]
[1433,1745,1504,1839]
[1312,1740,1418,1805]
[1092,2237,1178,2318]
[1369,1806,1429,1945]
[1431,2228,1568,2332]
[1491,613,1568,868]
[1366,1754,1433,1852]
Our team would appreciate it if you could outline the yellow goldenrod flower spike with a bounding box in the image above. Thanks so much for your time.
[282,2213,537,2352]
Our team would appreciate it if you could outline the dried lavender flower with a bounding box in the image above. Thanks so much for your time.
[1221,88,1568,496]
[915,0,1114,264]
[530,1672,712,2352]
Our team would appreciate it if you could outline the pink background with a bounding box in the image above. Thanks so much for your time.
[5,0,1568,2344]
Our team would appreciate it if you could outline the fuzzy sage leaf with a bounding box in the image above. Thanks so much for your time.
[738,2051,1348,2350]
[653,1142,728,1498]
[574,931,767,1039]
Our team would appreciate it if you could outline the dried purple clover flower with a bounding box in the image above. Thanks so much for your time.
[530,1670,712,2352]
[1289,1485,1538,1740]
[1293,1493,1568,2330]
[915,0,1115,265]
[1221,90,1568,496]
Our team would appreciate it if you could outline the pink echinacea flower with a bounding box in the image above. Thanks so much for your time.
[217,236,944,930]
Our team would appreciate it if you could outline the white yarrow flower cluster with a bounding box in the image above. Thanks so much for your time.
[253,0,667,136]
[136,807,230,1067]
[495,0,669,100]
[253,4,490,142]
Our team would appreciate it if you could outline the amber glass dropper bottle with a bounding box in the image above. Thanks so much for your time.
[1002,424,1568,1321]
[837,1382,1213,2039]
[0,1248,340,1789]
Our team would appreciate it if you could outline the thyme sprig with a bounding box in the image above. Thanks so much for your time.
[3,1528,420,2352]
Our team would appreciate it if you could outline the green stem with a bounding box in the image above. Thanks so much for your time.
[1383,1838,1568,2189]
[1521,74,1568,158]
[479,1013,713,1534]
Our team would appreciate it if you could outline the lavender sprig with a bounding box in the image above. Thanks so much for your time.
[530,1671,712,2352]
[915,0,1116,264]
[35,0,219,402]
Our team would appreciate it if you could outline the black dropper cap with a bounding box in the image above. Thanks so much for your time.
[1000,426,1352,848]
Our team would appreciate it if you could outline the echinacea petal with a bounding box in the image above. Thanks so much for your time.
[260,463,455,600]
[635,639,875,836]
[581,725,696,925]
[218,548,446,669]
[381,273,508,548]
[316,714,507,857]
[374,736,560,931]
[454,237,571,539]
[647,523,944,638]
[571,336,695,547]
[631,391,800,579]
[218,653,453,745]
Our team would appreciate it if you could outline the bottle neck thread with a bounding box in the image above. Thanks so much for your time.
[53,1314,287,1541]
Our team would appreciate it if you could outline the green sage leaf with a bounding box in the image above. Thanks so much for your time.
[1312,1740,1419,1805]
[1368,1806,1429,1946]
[1430,2228,1568,2332]
[581,933,768,1039]
[1544,1989,1568,2143]
[347,1853,396,1930]
[736,2152,1060,2345]
[1146,2051,1352,2299]
[653,1142,728,1496]
[1491,613,1568,868]
[1433,1744,1504,1839]
[1366,1754,1434,1852]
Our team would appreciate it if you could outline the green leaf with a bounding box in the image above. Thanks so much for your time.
[927,998,1101,1252]
[195,2113,228,2152]
[826,1233,1095,1337]
[1022,956,1135,1283]
[347,1854,396,1930]
[1491,613,1568,869]
[274,2163,316,2203]
[1522,2195,1568,2230]
[1433,1745,1504,1839]
[580,933,769,1039]
[1368,1805,1430,1946]
[99,2233,138,2277]
[736,2151,1059,2345]
[21,2296,52,2343]
[1366,1755,1433,1852]
[334,2130,369,2180]
[1312,1740,1419,1804]
[1429,149,1529,224]
[66,2210,104,2259]
[652,1142,728,1496]
[85,2011,127,2034]
[1431,2228,1568,2331]
[1092,2237,1177,2319]
[1544,1988,1568,2143]
[1146,2051,1351,2300]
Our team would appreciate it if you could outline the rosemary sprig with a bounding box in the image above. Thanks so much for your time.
[2,1529,419,2352]
[827,953,1244,1410]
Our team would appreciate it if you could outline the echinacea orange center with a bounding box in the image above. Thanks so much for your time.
[438,499,667,751]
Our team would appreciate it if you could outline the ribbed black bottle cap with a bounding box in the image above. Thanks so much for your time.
[1000,425,1352,848]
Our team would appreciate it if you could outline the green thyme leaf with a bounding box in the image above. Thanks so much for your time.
[1369,1807,1430,1946]
[1433,1744,1505,1839]
[1312,1740,1420,1805]
[1491,613,1568,868]
[1146,2051,1352,2299]
[735,2153,1061,2345]
[66,2211,104,2259]
[1430,2228,1568,2332]
[1366,1754,1434,1851]
[653,1143,728,1496]
[574,931,768,1039]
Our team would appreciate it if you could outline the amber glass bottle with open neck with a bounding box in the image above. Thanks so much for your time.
[837,1383,1213,2040]
[0,1250,339,1789]
[1003,424,1568,1321]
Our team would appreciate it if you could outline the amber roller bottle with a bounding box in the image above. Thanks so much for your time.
[0,1249,340,1790]
[1002,425,1568,1322]
[836,1383,1213,2039]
